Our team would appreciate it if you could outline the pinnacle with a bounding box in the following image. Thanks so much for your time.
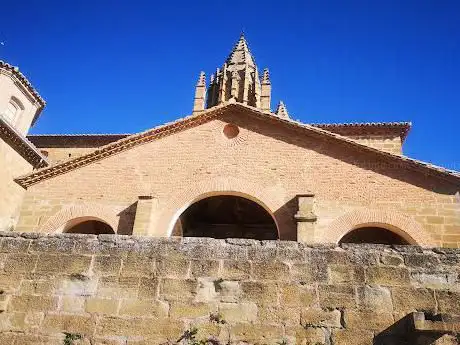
[225,33,256,68]
[196,71,206,86]
[261,68,270,84]
[275,101,289,118]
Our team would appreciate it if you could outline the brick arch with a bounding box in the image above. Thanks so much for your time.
[37,203,119,234]
[323,209,433,246]
[154,176,291,238]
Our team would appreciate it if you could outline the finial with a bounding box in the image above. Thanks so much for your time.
[196,71,206,86]
[261,68,270,84]
[275,101,290,118]
[210,74,215,83]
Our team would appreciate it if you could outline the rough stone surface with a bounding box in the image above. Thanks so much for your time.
[0,232,459,344]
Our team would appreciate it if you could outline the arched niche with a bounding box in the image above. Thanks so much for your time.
[171,194,279,240]
[339,224,411,245]
[62,216,115,235]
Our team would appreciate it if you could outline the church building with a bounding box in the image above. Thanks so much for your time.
[1,35,459,247]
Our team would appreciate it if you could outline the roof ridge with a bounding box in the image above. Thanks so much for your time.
[14,102,460,188]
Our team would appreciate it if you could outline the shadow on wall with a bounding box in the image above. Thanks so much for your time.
[116,202,137,235]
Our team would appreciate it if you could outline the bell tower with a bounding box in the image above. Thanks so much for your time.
[200,34,271,111]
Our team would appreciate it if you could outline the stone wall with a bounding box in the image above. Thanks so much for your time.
[0,232,459,345]
[347,135,402,155]
[0,141,33,231]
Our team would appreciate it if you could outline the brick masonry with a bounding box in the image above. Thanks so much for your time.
[15,110,460,247]
[0,232,459,344]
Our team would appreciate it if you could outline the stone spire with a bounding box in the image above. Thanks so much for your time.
[275,101,290,118]
[206,34,261,109]
[192,71,206,114]
[260,68,271,111]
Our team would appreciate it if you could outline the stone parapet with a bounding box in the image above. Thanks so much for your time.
[0,232,459,344]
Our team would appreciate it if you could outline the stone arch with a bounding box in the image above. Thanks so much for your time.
[324,209,433,246]
[154,176,289,238]
[37,203,119,234]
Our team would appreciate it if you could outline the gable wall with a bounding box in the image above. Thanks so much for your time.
[15,112,459,247]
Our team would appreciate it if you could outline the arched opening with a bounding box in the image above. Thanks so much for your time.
[339,226,410,245]
[172,195,278,240]
[63,217,115,235]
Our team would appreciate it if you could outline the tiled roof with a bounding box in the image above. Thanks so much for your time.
[0,115,49,168]
[0,61,46,125]
[15,102,460,188]
[311,121,412,141]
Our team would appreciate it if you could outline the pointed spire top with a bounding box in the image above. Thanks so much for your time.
[275,101,290,118]
[196,71,206,86]
[225,33,256,68]
[261,68,270,84]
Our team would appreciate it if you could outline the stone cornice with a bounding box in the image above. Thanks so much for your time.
[0,115,49,169]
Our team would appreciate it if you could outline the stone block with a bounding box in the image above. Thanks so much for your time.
[42,313,96,335]
[332,329,374,345]
[20,278,57,295]
[391,287,436,313]
[365,266,410,286]
[300,308,342,328]
[9,295,58,312]
[344,310,394,331]
[36,254,92,274]
[380,253,404,266]
[60,296,85,313]
[120,253,155,277]
[291,262,328,283]
[85,297,119,314]
[221,260,250,280]
[190,259,220,278]
[214,280,241,303]
[97,317,182,339]
[259,306,300,326]
[318,284,356,309]
[0,237,31,253]
[0,273,23,293]
[356,285,393,312]
[4,253,38,272]
[93,255,122,276]
[138,277,158,299]
[328,264,365,284]
[285,326,326,345]
[218,302,257,323]
[57,275,98,296]
[119,299,168,317]
[252,260,290,280]
[230,323,284,343]
[436,291,460,314]
[156,256,189,278]
[169,302,215,319]
[404,253,440,269]
[279,283,317,307]
[160,278,197,301]
[240,281,278,306]
[97,277,140,299]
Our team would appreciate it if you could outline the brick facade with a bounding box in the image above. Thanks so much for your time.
[15,107,460,247]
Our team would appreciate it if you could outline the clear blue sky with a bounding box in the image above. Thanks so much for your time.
[1,1,459,170]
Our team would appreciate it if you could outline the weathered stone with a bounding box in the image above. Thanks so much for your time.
[285,326,326,345]
[279,283,317,307]
[160,278,197,301]
[230,323,284,343]
[60,296,85,313]
[381,253,404,266]
[190,259,220,278]
[366,266,410,286]
[42,313,96,335]
[252,260,290,280]
[9,295,58,312]
[328,264,365,284]
[156,256,189,278]
[170,302,215,319]
[138,277,158,299]
[221,260,251,280]
[240,281,278,306]
[120,253,155,277]
[344,310,394,331]
[0,237,31,253]
[97,277,140,298]
[291,262,328,283]
[300,308,342,328]
[4,253,38,272]
[36,254,92,274]
[318,284,356,309]
[119,299,168,317]
[404,253,440,269]
[93,255,122,276]
[332,329,374,345]
[436,290,460,314]
[356,285,393,311]
[391,287,436,313]
[85,297,119,314]
[218,302,257,323]
[259,306,300,326]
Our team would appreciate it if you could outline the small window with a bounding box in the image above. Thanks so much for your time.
[3,97,24,125]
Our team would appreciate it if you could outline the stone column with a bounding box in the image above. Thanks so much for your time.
[295,193,317,243]
[132,196,156,236]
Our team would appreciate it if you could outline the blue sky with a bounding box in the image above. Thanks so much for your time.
[1,1,459,170]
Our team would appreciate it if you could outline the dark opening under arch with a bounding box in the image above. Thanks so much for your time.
[172,195,278,240]
[339,226,409,245]
[64,217,115,235]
